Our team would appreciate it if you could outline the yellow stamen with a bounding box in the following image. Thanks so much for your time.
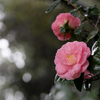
[66,54,77,65]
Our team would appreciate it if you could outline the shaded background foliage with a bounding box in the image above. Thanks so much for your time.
[0,0,100,100]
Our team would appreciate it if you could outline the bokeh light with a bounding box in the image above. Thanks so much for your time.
[22,72,32,83]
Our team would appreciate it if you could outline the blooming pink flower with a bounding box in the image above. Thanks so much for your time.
[54,41,91,80]
[51,13,81,41]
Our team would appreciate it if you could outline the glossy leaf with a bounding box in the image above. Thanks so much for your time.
[93,51,100,64]
[74,23,83,36]
[45,0,61,13]
[92,35,100,69]
[91,41,98,55]
[86,5,99,16]
[54,74,74,86]
[86,30,98,42]
[88,39,100,72]
[88,54,100,72]
[93,65,100,71]
[60,21,71,33]
[74,73,84,92]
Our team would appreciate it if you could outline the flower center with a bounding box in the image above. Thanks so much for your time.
[66,53,77,65]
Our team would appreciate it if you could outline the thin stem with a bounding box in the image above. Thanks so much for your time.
[64,0,98,30]
[95,14,100,27]
[66,0,77,9]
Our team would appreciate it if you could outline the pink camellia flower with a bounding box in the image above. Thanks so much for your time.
[54,41,91,80]
[51,13,81,41]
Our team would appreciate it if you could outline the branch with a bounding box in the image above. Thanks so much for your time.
[95,14,100,28]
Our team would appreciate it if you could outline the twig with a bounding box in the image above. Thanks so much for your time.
[66,0,77,9]
[95,14,100,27]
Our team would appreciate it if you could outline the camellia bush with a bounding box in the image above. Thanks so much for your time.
[45,0,100,100]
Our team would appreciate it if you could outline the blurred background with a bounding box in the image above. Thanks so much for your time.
[0,0,100,100]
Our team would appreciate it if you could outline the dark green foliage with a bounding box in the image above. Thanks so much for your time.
[48,0,100,95]
[60,21,73,40]
[88,55,100,72]
[88,34,100,72]
[74,73,84,92]
[45,0,61,13]
[86,5,99,16]
[74,23,83,36]
[86,30,98,42]
[92,53,100,71]
[60,21,69,33]
[60,21,72,33]
[73,25,98,43]
[92,33,100,70]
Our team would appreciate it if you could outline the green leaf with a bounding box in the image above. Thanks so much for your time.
[70,6,82,17]
[88,55,100,72]
[88,46,100,72]
[91,41,98,55]
[88,31,100,72]
[60,21,70,33]
[74,23,83,36]
[86,5,99,16]
[92,35,100,68]
[45,0,61,13]
[60,21,73,40]
[54,74,74,86]
[54,74,61,84]
[93,65,100,71]
[81,34,88,43]
[86,30,98,42]
[74,73,84,92]
[93,50,100,64]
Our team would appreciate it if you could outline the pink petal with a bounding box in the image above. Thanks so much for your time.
[70,17,81,28]
[54,48,67,65]
[81,60,89,72]
[86,47,91,57]
[78,52,88,65]
[58,71,73,80]
[55,63,69,75]
[69,64,81,78]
